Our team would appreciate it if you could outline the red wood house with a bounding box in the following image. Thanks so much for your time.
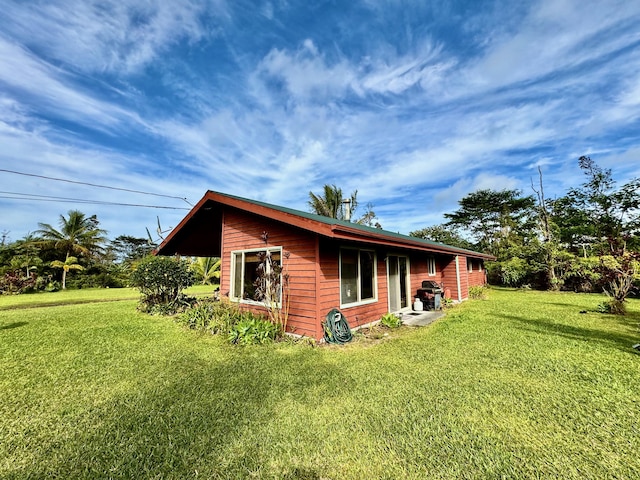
[156,191,493,339]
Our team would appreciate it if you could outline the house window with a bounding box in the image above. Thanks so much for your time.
[467,258,473,272]
[231,247,282,303]
[427,257,436,276]
[340,248,376,306]
[478,261,483,272]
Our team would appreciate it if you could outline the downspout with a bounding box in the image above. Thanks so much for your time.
[455,255,462,301]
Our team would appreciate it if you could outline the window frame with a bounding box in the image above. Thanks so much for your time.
[427,256,436,276]
[230,246,283,306]
[467,258,473,273]
[339,247,378,308]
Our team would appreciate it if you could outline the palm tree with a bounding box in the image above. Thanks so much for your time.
[35,211,107,289]
[308,185,358,221]
[35,210,107,260]
[51,255,84,290]
[191,257,221,285]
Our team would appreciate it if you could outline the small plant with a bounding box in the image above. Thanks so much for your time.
[228,316,279,345]
[441,296,454,309]
[469,285,488,300]
[596,299,625,315]
[253,249,291,334]
[380,312,402,328]
[178,298,242,334]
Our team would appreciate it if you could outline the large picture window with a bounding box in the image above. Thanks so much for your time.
[231,248,281,303]
[340,248,376,306]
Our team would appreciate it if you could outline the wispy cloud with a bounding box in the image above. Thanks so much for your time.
[0,0,228,74]
[1,0,639,241]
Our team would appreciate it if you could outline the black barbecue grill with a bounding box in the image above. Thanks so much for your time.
[416,280,443,310]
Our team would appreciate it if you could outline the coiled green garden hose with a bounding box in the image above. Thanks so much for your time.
[322,308,353,344]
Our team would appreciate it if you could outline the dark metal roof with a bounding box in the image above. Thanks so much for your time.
[156,190,495,260]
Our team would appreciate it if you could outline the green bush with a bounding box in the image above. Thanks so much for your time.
[228,316,279,345]
[380,312,402,328]
[130,256,195,314]
[469,285,488,299]
[178,298,241,335]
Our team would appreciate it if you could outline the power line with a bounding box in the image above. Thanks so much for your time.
[0,194,190,210]
[0,168,193,206]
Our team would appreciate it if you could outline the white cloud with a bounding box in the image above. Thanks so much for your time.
[0,0,228,74]
[456,0,640,96]
[0,38,148,133]
[257,42,355,101]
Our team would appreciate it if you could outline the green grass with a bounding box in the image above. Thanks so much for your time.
[0,284,215,310]
[1,288,639,479]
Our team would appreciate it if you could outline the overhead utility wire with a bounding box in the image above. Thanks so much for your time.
[0,193,190,210]
[0,169,193,206]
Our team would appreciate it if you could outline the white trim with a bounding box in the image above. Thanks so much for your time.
[339,247,378,308]
[385,254,411,312]
[230,246,282,304]
[427,256,436,276]
[455,255,462,301]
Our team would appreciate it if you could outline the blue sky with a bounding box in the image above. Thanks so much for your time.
[1,0,639,243]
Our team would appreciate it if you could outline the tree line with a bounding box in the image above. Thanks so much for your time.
[3,157,638,312]
[0,211,219,293]
[409,157,639,313]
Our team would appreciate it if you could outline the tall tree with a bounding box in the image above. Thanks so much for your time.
[444,189,536,257]
[553,157,640,312]
[35,210,107,261]
[108,235,155,264]
[410,224,476,250]
[308,185,358,221]
[531,166,563,288]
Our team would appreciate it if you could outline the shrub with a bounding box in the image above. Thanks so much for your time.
[0,270,37,294]
[380,312,402,328]
[178,298,242,335]
[228,316,279,345]
[469,285,488,299]
[130,256,195,314]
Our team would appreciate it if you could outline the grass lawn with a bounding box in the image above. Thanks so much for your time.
[0,284,215,310]
[1,288,639,479]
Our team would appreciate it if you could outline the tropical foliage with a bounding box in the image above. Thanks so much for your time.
[411,156,640,311]
[190,257,221,285]
[35,210,107,260]
[308,184,381,227]
[50,255,84,290]
[130,255,195,314]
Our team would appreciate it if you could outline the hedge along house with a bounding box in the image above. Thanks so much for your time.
[156,191,494,339]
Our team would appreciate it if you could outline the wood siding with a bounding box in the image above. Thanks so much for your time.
[441,256,460,300]
[316,240,389,330]
[219,207,487,338]
[220,208,318,337]
[467,258,488,287]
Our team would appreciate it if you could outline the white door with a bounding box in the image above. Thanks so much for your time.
[388,256,409,311]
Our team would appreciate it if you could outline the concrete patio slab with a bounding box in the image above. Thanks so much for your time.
[400,309,445,327]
